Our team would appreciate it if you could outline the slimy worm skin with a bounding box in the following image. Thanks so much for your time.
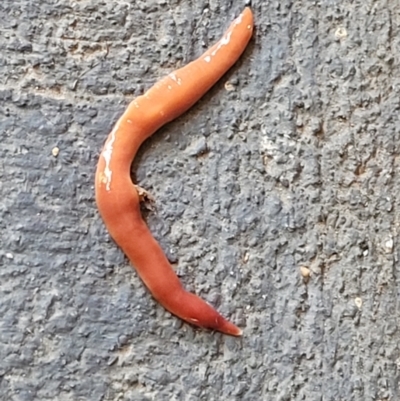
[95,8,254,336]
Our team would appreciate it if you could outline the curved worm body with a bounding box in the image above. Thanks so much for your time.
[95,8,253,336]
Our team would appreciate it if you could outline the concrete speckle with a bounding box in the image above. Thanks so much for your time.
[1,0,400,400]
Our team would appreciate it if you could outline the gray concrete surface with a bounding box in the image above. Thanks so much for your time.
[1,0,400,400]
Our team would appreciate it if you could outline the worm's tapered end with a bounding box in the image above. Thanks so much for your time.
[217,317,243,337]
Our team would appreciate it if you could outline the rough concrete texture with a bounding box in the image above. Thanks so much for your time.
[1,0,400,400]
